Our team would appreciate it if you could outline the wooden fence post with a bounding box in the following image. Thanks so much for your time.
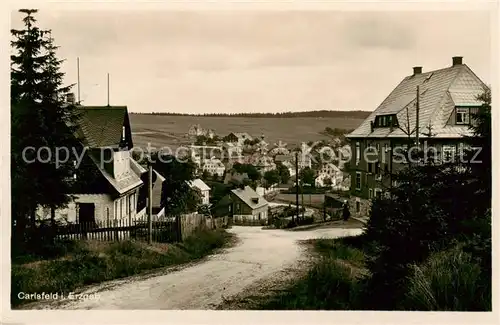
[148,165,153,244]
[114,218,119,241]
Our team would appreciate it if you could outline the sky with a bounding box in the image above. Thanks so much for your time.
[10,9,492,114]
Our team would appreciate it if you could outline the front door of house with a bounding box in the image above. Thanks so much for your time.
[78,203,95,224]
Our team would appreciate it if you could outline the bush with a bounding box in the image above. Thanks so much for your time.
[313,239,365,267]
[12,237,85,264]
[361,161,490,310]
[263,259,356,310]
[11,229,231,308]
[181,229,227,258]
[262,236,369,310]
[296,216,314,226]
[402,247,491,311]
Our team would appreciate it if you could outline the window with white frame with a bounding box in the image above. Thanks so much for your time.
[456,107,470,125]
[374,188,382,199]
[458,142,471,161]
[355,172,362,190]
[442,145,456,161]
[355,142,360,165]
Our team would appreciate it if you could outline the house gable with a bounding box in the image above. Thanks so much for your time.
[70,150,117,196]
[347,58,488,140]
[230,186,268,210]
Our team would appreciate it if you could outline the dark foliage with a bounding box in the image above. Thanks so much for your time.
[150,152,200,216]
[11,9,81,250]
[263,169,280,189]
[276,162,291,184]
[232,163,260,181]
[360,89,491,310]
[299,167,315,186]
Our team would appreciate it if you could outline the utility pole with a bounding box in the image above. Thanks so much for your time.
[148,164,153,244]
[416,85,420,148]
[301,181,305,219]
[294,151,299,224]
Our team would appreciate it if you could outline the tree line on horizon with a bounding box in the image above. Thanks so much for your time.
[131,110,371,119]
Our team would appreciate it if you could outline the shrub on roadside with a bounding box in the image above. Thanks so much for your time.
[12,224,86,264]
[181,229,228,258]
[11,229,230,308]
[260,239,367,310]
[264,259,356,310]
[401,247,491,311]
[313,239,365,267]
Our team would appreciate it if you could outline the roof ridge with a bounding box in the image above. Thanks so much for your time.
[402,64,461,79]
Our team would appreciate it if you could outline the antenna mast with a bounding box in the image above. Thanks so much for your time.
[77,57,81,104]
[107,73,110,106]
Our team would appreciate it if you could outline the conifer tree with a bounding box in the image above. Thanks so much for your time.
[11,9,79,243]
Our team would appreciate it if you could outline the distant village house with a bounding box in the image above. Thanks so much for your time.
[187,178,211,205]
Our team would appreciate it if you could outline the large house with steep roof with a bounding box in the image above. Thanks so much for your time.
[37,104,164,225]
[345,56,489,218]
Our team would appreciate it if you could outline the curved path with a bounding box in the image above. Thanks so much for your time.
[28,226,363,310]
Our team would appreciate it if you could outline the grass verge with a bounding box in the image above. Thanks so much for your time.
[11,228,233,308]
[251,234,490,311]
[255,235,368,310]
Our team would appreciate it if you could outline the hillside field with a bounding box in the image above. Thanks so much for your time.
[129,114,366,150]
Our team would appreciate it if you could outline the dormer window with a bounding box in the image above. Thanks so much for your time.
[456,107,470,125]
[374,114,399,128]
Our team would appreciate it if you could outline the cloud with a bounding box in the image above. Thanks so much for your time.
[342,13,416,51]
[9,9,491,113]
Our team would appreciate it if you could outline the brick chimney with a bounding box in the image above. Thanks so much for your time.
[452,56,463,66]
[413,66,422,75]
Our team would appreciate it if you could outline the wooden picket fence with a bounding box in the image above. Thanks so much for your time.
[55,216,180,243]
[232,216,268,227]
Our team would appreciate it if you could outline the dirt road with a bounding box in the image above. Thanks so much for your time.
[28,226,363,310]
